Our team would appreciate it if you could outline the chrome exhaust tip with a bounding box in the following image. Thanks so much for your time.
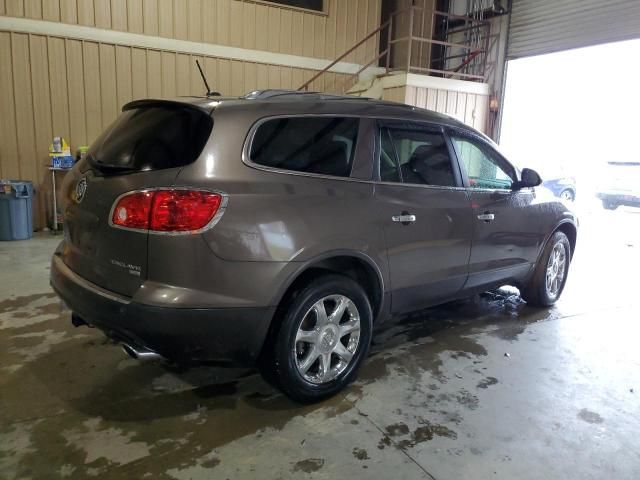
[122,343,163,362]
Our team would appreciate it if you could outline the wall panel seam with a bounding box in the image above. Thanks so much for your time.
[9,32,21,178]
[81,40,87,143]
[26,33,38,184]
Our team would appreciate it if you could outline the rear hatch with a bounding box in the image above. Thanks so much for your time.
[61,101,213,297]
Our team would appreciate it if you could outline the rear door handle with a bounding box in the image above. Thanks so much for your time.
[477,212,495,222]
[392,214,416,224]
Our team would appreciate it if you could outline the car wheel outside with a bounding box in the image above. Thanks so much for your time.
[521,231,571,307]
[560,189,575,201]
[263,274,373,403]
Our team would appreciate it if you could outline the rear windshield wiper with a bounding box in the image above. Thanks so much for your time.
[89,157,135,172]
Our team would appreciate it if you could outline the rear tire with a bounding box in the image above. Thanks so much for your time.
[261,274,372,403]
[521,231,571,307]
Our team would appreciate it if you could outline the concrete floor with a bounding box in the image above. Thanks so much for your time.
[1,206,639,480]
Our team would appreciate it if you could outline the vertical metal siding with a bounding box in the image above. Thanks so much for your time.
[387,85,489,134]
[1,0,382,62]
[508,0,640,59]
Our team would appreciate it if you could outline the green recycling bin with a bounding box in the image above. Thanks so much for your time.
[0,180,34,241]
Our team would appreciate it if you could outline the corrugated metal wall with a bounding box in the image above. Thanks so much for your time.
[404,85,488,133]
[0,0,381,229]
[381,85,489,133]
[508,0,640,59]
[0,0,381,63]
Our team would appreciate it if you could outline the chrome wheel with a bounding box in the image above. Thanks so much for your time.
[294,294,361,384]
[546,243,567,300]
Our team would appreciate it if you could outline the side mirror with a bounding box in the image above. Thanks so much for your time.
[513,168,542,190]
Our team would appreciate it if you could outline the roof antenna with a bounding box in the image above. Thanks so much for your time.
[196,60,221,97]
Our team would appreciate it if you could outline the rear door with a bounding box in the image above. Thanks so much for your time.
[374,121,473,313]
[60,103,213,297]
[448,129,544,289]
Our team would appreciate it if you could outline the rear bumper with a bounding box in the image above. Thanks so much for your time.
[50,253,274,365]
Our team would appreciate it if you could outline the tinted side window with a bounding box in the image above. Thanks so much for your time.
[250,117,359,178]
[451,135,515,190]
[379,125,457,187]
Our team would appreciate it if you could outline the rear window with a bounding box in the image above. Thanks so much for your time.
[249,117,359,178]
[87,105,213,174]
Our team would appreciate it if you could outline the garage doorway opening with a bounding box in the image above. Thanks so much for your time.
[499,39,640,213]
[499,39,640,306]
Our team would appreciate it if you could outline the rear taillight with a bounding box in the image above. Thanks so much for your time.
[112,191,154,230]
[150,190,222,232]
[111,189,223,233]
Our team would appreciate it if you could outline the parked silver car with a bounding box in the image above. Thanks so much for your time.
[51,91,577,402]
[596,161,640,210]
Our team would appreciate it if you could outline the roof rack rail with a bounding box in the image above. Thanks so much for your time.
[242,89,397,103]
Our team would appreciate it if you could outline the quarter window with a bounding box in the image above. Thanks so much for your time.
[451,135,515,190]
[379,125,457,187]
[250,117,359,178]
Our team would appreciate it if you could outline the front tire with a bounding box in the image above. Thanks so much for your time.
[263,274,373,403]
[521,231,571,307]
[602,200,618,210]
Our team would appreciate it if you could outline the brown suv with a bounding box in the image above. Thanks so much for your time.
[51,90,577,402]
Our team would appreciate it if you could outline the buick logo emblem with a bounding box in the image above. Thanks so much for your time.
[75,178,87,203]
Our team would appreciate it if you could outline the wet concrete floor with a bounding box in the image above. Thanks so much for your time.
[1,207,639,479]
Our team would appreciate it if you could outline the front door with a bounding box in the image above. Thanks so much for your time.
[448,130,545,290]
[374,121,473,313]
